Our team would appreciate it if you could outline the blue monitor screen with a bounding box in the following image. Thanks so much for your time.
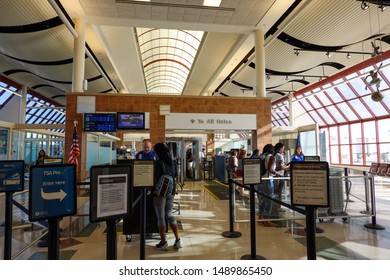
[84,113,116,132]
[117,112,145,130]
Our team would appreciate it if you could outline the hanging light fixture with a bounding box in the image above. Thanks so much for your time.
[326,51,331,58]
[371,90,384,102]
[378,4,386,12]
[294,49,299,56]
[346,53,351,59]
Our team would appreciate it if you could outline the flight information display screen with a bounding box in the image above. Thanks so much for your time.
[84,113,116,132]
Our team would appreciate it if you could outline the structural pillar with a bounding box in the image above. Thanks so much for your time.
[72,18,86,93]
[289,93,294,127]
[255,28,266,98]
[12,86,28,159]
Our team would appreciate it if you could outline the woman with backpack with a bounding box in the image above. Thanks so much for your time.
[152,143,182,251]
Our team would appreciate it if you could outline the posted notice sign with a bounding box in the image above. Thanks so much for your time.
[132,159,154,188]
[290,161,330,207]
[242,158,261,185]
[89,165,132,223]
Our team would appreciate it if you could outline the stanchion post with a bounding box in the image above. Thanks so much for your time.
[344,168,353,202]
[139,188,147,260]
[241,185,266,260]
[364,176,385,230]
[222,179,241,238]
[361,171,371,214]
[48,218,60,260]
[106,219,117,260]
[4,192,14,260]
[305,206,317,260]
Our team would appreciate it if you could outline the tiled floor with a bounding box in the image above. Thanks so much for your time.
[1,171,390,260]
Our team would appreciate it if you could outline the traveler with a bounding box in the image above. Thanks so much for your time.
[135,139,155,160]
[152,143,182,251]
[258,144,282,227]
[274,142,290,212]
[291,146,304,162]
[35,149,48,165]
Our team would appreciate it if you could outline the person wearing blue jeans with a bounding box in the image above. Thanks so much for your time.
[257,144,283,227]
[152,143,182,251]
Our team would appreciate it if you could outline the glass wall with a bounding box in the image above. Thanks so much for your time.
[273,57,390,167]
[86,133,117,178]
[0,128,9,160]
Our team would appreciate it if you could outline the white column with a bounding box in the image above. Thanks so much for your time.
[255,28,266,98]
[19,85,27,123]
[289,93,294,127]
[72,18,86,92]
[12,86,28,159]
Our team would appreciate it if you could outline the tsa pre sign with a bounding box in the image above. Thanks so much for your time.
[29,164,76,221]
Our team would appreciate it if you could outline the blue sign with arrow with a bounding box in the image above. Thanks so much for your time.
[29,164,76,222]
[0,160,25,192]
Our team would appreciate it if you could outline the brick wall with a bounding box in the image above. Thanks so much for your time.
[66,93,271,180]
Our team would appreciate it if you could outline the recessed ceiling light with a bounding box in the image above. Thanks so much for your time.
[203,0,221,7]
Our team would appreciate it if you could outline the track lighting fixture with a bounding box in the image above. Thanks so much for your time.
[361,1,369,10]
[285,76,288,81]
[293,48,372,57]
[267,74,270,80]
[379,4,386,12]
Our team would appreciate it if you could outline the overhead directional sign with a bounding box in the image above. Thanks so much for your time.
[29,164,76,222]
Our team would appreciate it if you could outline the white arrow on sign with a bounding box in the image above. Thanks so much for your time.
[40,188,67,201]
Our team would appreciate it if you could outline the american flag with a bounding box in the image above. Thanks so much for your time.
[69,126,80,168]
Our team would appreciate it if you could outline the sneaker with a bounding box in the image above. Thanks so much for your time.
[173,239,183,250]
[155,241,168,251]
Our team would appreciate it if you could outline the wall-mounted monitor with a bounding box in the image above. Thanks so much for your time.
[117,112,145,130]
[84,113,116,132]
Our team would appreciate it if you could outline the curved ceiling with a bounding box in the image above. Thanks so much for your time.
[0,0,390,106]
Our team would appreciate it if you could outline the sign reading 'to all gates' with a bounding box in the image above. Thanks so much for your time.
[29,164,76,222]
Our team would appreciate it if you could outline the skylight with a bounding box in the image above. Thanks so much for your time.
[136,28,204,94]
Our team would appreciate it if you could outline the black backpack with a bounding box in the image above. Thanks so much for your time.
[260,155,267,177]
[154,174,174,197]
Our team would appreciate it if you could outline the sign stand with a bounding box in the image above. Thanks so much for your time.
[48,218,61,260]
[290,161,330,261]
[305,206,317,260]
[130,160,155,260]
[139,188,147,260]
[0,160,25,260]
[106,219,117,260]
[4,192,14,260]
[29,164,76,260]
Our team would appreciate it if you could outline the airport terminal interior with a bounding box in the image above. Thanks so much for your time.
[1,0,390,260]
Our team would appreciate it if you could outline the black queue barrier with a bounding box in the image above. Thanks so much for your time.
[3,192,14,260]
[222,179,241,238]
[241,184,266,260]
[364,173,385,230]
